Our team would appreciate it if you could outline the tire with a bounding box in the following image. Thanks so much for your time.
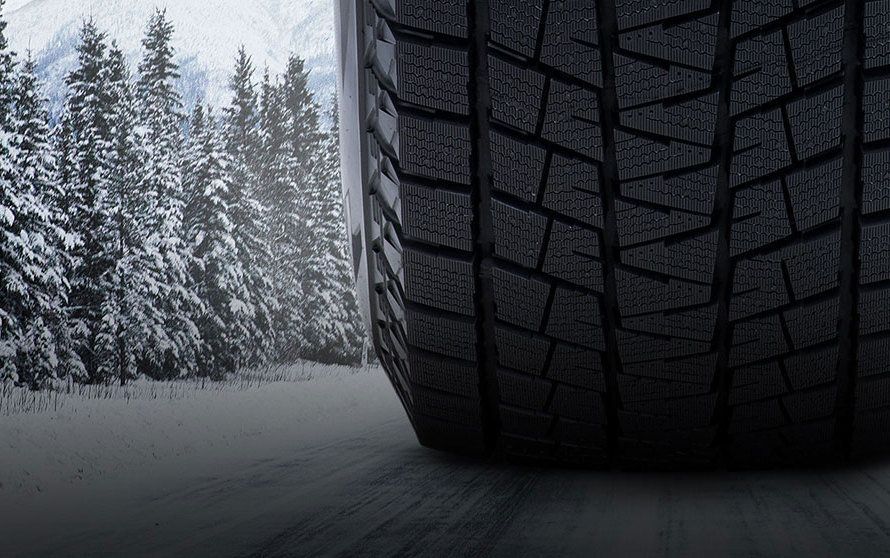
[336,0,890,467]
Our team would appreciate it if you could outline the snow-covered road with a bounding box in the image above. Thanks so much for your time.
[4,367,890,557]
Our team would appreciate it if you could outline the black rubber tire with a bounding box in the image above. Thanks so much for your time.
[336,0,890,467]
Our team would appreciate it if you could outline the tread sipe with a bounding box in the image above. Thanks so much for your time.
[337,0,890,467]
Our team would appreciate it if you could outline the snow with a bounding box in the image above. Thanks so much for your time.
[0,363,400,497]
[4,0,336,112]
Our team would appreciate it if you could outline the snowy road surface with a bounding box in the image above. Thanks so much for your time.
[4,367,890,557]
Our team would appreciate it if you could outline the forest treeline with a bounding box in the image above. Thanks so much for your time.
[0,3,366,389]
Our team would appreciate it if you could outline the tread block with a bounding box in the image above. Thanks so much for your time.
[615,0,710,30]
[732,30,791,115]
[783,386,837,423]
[495,326,550,374]
[555,419,608,449]
[492,267,551,330]
[489,56,546,133]
[785,157,843,230]
[489,0,544,57]
[402,184,473,252]
[623,231,718,282]
[787,85,844,160]
[408,351,479,398]
[783,298,838,350]
[859,337,890,378]
[389,0,468,37]
[729,399,786,434]
[498,369,550,410]
[784,346,838,390]
[862,149,890,215]
[731,180,792,256]
[731,0,793,38]
[412,385,482,426]
[730,363,787,405]
[787,6,845,87]
[622,305,718,342]
[617,201,710,247]
[617,270,711,316]
[730,231,840,319]
[864,78,890,143]
[857,376,890,412]
[500,406,552,438]
[621,166,718,214]
[731,109,791,186]
[546,288,605,350]
[860,289,890,336]
[397,42,469,114]
[407,310,477,360]
[399,117,472,183]
[550,385,606,423]
[490,132,547,202]
[404,250,475,315]
[730,257,788,320]
[619,374,712,403]
[623,354,716,386]
[860,222,890,285]
[619,13,718,71]
[614,54,711,108]
[621,93,719,145]
[616,131,711,181]
[548,344,606,391]
[865,0,890,69]
[542,80,603,160]
[617,331,711,363]
[782,231,841,300]
[542,155,604,227]
[541,0,601,86]
[493,200,548,268]
[729,316,789,366]
[543,221,604,291]
[621,393,717,433]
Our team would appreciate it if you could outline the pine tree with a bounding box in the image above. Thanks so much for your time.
[0,6,77,387]
[223,48,275,366]
[133,10,201,379]
[257,55,325,362]
[97,44,164,385]
[0,0,21,381]
[299,100,365,364]
[56,20,119,382]
[183,107,246,378]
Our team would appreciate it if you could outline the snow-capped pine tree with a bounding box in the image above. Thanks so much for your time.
[256,56,325,362]
[4,54,80,387]
[298,100,365,364]
[95,44,169,386]
[56,20,119,382]
[184,106,253,378]
[222,48,276,366]
[0,2,78,387]
[0,0,21,382]
[133,9,201,379]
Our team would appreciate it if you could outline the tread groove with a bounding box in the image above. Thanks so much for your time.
[834,0,866,459]
[468,0,502,452]
[711,0,738,463]
[595,0,625,463]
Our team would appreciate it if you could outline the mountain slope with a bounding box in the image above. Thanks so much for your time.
[5,0,336,112]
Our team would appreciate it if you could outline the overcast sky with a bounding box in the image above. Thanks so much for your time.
[5,0,31,12]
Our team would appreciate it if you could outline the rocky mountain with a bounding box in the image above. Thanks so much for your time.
[4,0,337,113]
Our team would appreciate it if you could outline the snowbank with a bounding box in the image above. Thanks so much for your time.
[0,363,401,497]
